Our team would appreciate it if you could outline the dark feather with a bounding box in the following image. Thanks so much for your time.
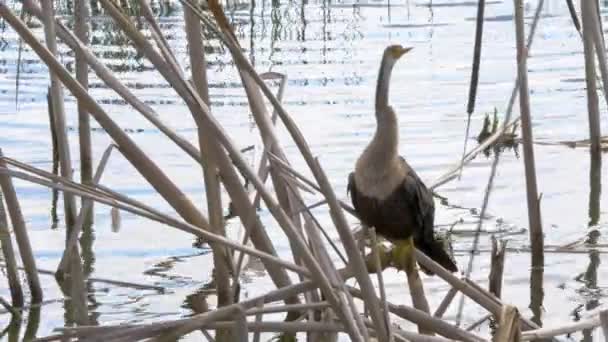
[348,158,457,274]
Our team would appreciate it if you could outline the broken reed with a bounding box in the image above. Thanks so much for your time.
[0,0,605,340]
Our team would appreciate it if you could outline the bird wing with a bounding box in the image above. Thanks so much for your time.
[398,157,435,242]
[347,171,360,212]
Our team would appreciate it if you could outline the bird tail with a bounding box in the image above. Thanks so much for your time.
[414,237,458,275]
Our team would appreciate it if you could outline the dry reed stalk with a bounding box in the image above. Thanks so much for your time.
[94,0,302,312]
[495,305,521,342]
[266,152,357,216]
[251,299,264,342]
[83,282,331,342]
[183,0,233,314]
[600,310,608,342]
[404,252,432,335]
[190,321,345,334]
[39,0,77,229]
[565,0,581,32]
[582,0,603,156]
[514,0,544,274]
[278,182,346,264]
[282,179,344,337]
[182,5,388,337]
[56,145,114,277]
[208,2,309,314]
[369,228,393,342]
[466,0,485,116]
[75,0,93,217]
[391,329,458,342]
[19,263,164,291]
[0,296,19,318]
[235,306,248,342]
[587,0,608,112]
[520,315,601,340]
[0,190,24,307]
[463,277,551,338]
[139,0,181,69]
[46,88,59,226]
[246,302,330,316]
[433,287,458,318]
[466,314,491,331]
[0,4,222,265]
[298,183,366,341]
[349,286,484,342]
[234,73,287,278]
[414,250,543,332]
[146,307,242,342]
[0,166,310,277]
[24,0,204,165]
[488,237,506,299]
[460,0,487,179]
[0,150,42,303]
[455,107,506,326]
[432,0,545,189]
[310,158,387,340]
[240,73,313,306]
[67,246,89,325]
[250,72,287,208]
[2,157,120,206]
[55,281,317,339]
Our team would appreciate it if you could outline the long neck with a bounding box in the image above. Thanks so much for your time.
[375,57,394,111]
[359,106,399,171]
[357,54,400,175]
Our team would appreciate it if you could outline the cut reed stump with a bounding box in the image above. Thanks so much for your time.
[489,237,506,299]
[495,305,521,342]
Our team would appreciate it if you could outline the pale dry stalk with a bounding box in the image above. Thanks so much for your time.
[521,315,601,340]
[581,0,603,156]
[183,0,233,313]
[75,0,93,214]
[39,0,77,228]
[0,165,310,277]
[586,0,608,114]
[0,189,24,307]
[495,305,521,342]
[0,150,42,302]
[514,0,544,275]
[56,145,115,277]
[95,0,302,310]
[0,2,219,266]
[433,288,458,318]
[185,4,390,337]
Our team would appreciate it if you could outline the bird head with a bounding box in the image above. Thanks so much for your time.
[385,45,413,62]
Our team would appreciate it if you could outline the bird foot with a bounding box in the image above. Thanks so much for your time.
[391,238,416,274]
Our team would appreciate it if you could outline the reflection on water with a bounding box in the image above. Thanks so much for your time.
[0,0,607,339]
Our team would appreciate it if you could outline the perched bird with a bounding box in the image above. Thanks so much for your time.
[347,45,458,275]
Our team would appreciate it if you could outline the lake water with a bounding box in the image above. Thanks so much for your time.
[0,0,607,340]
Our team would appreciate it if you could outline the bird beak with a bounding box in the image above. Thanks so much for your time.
[396,47,413,58]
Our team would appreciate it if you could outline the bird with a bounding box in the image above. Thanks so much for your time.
[347,45,458,275]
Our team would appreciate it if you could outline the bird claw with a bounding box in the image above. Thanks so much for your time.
[391,238,416,273]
